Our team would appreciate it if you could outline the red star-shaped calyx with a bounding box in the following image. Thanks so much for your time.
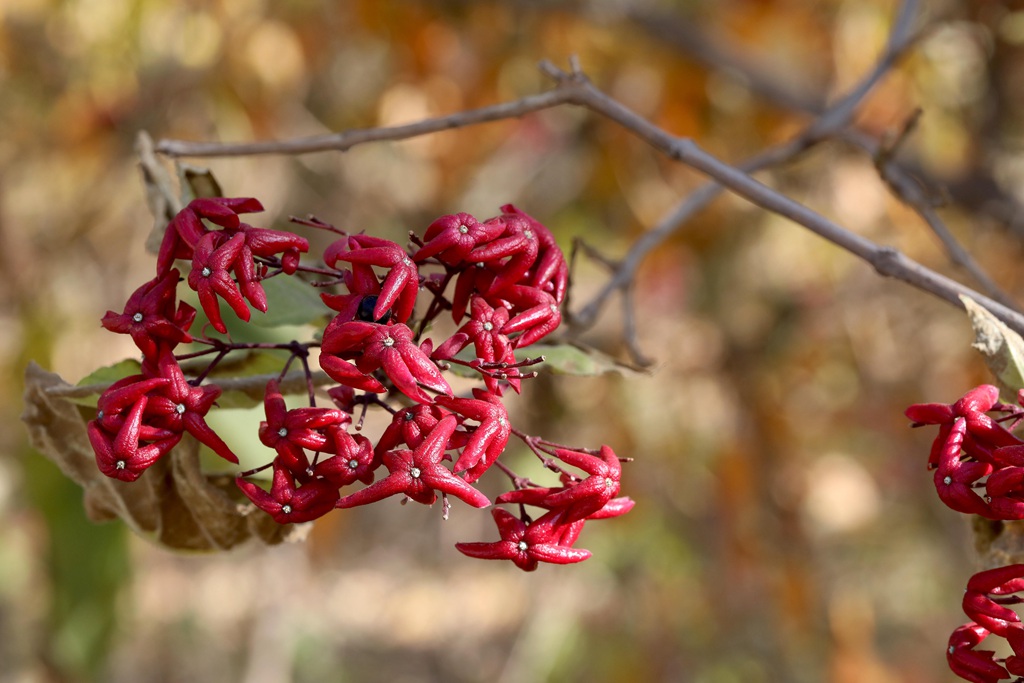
[467,213,540,297]
[241,225,309,275]
[187,231,251,333]
[327,235,419,323]
[436,389,510,482]
[93,375,172,437]
[411,212,506,266]
[500,203,568,304]
[963,564,1024,637]
[101,269,196,357]
[501,285,561,348]
[544,445,623,523]
[157,197,263,276]
[335,415,490,509]
[946,565,1024,683]
[320,320,451,404]
[143,350,237,463]
[88,395,180,481]
[375,403,454,455]
[495,486,636,521]
[314,427,379,487]
[257,379,348,475]
[455,508,590,571]
[230,238,268,316]
[236,462,340,524]
[907,385,1019,468]
[464,296,512,351]
[932,417,994,517]
[947,622,1009,683]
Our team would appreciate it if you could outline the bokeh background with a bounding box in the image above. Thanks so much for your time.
[4,0,1024,681]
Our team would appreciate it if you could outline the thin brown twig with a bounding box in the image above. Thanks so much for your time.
[49,370,334,399]
[155,88,583,157]
[868,114,1017,309]
[620,278,652,367]
[787,0,922,145]
[570,139,834,332]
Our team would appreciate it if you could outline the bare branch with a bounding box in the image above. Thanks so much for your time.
[151,13,1024,342]
[620,280,653,368]
[871,113,1018,309]
[48,370,333,399]
[534,61,1024,334]
[155,88,582,158]
[624,9,823,115]
[571,132,846,330]
[624,0,1024,239]
[571,0,950,330]
[802,0,921,141]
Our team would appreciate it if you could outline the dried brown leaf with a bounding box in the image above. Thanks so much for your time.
[973,516,1024,569]
[21,362,305,552]
[961,295,1024,398]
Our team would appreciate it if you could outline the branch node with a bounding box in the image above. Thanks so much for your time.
[538,57,588,87]
[538,59,566,82]
[872,246,902,278]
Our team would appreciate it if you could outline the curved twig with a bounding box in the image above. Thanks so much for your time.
[155,88,583,158]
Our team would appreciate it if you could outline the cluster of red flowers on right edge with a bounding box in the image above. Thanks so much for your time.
[907,385,1024,680]
[89,197,633,571]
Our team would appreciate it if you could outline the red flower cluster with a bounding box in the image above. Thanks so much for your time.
[89,198,632,569]
[89,198,310,481]
[159,197,309,332]
[906,385,1024,519]
[907,386,1024,680]
[947,565,1024,682]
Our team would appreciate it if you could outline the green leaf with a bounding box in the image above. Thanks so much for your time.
[195,350,289,409]
[444,342,646,380]
[517,342,647,377]
[961,295,1024,397]
[78,358,142,387]
[69,359,143,406]
[249,274,329,328]
[211,369,334,409]
[200,404,272,475]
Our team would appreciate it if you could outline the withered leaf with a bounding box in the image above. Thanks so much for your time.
[21,362,306,552]
[135,131,182,255]
[179,163,223,204]
[136,132,226,259]
[973,516,1024,569]
[959,298,1024,566]
[961,295,1024,399]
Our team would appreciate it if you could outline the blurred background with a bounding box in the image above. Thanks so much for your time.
[4,0,1024,681]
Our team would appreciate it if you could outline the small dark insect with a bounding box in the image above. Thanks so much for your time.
[356,295,392,324]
